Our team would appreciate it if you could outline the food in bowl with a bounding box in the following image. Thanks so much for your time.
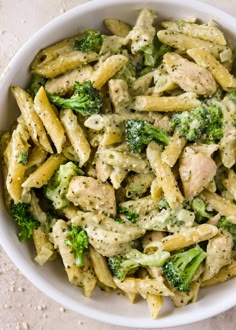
[1,4,236,323]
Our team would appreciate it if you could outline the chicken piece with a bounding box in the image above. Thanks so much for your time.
[72,211,145,257]
[163,52,217,96]
[179,146,217,199]
[202,228,233,281]
[67,176,116,216]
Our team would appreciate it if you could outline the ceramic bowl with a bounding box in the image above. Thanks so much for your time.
[0,0,235,327]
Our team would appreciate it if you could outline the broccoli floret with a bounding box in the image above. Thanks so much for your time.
[73,30,106,53]
[45,161,83,209]
[140,37,173,68]
[113,59,137,87]
[118,207,138,224]
[47,81,103,116]
[158,197,170,210]
[227,91,236,103]
[162,246,207,292]
[217,217,236,250]
[17,152,28,165]
[10,203,40,241]
[191,197,213,224]
[171,104,223,143]
[27,75,47,98]
[108,248,170,280]
[64,225,89,267]
[125,119,170,153]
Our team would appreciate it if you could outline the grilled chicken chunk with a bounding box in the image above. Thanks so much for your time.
[163,52,217,96]
[179,146,217,199]
[67,176,116,216]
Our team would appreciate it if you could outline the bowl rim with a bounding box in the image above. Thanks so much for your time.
[0,0,236,328]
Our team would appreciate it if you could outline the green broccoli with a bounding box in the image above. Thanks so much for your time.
[64,225,89,267]
[118,207,138,224]
[27,75,47,98]
[47,81,103,116]
[17,152,28,165]
[217,217,236,250]
[45,161,83,209]
[227,91,236,103]
[10,203,40,241]
[171,104,223,143]
[140,37,173,68]
[191,197,213,224]
[108,248,170,280]
[113,59,137,87]
[125,119,170,153]
[162,246,207,292]
[73,30,106,53]
[158,197,170,210]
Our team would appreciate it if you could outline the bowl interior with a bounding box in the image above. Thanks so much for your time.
[0,0,235,328]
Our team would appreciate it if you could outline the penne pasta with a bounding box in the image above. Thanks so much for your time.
[132,93,201,112]
[22,154,66,188]
[11,86,53,153]
[92,55,128,89]
[200,190,236,224]
[157,30,231,60]
[104,18,131,37]
[147,141,184,209]
[34,86,66,153]
[187,48,236,91]
[4,121,30,202]
[162,224,218,251]
[162,131,187,167]
[60,109,91,167]
[161,21,226,45]
[32,51,99,78]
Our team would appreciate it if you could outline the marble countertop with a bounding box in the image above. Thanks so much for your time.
[0,0,235,329]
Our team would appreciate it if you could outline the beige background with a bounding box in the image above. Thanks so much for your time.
[0,0,236,329]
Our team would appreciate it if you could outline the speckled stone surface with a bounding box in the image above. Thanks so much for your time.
[0,1,235,329]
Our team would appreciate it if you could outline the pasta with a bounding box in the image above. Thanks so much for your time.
[1,8,236,320]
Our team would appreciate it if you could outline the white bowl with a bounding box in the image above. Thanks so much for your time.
[0,0,236,327]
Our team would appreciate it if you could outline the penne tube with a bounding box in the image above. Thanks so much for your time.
[132,93,200,112]
[110,166,128,189]
[147,141,184,209]
[26,146,48,170]
[146,294,163,320]
[104,18,131,37]
[34,87,66,153]
[11,86,53,153]
[4,121,30,203]
[60,109,91,167]
[219,96,236,168]
[92,55,128,89]
[32,51,99,78]
[98,148,149,173]
[22,154,66,188]
[113,277,174,297]
[157,30,231,60]
[162,224,218,251]
[30,35,81,69]
[162,131,187,167]
[187,48,236,91]
[89,246,116,289]
[161,21,226,45]
[200,190,236,224]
